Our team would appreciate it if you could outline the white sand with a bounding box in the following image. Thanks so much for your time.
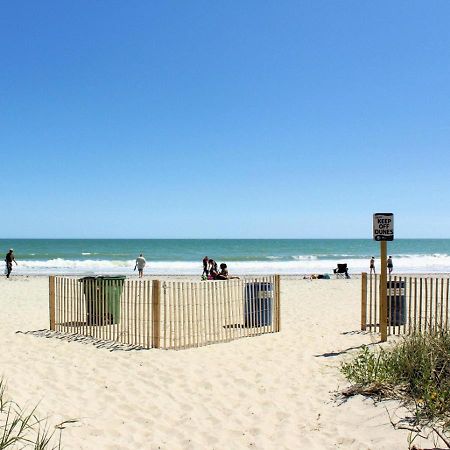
[0,276,439,449]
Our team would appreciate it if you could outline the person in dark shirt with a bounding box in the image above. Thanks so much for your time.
[215,263,228,280]
[369,256,375,274]
[387,256,393,274]
[215,263,240,280]
[5,249,18,278]
[202,256,209,277]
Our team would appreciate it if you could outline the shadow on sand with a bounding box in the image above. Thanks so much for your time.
[15,329,146,352]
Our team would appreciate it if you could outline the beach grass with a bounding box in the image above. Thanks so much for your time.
[0,378,71,449]
[341,332,450,447]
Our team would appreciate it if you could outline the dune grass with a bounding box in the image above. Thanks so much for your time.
[341,332,450,447]
[0,378,73,449]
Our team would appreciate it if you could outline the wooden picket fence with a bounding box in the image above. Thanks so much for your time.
[361,273,450,338]
[49,275,281,350]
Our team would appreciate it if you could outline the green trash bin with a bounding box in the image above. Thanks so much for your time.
[80,276,126,325]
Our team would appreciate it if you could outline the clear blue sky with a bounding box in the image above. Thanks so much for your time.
[1,1,449,238]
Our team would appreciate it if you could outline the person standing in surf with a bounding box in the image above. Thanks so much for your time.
[134,253,146,278]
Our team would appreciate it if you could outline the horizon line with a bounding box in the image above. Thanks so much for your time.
[2,237,450,240]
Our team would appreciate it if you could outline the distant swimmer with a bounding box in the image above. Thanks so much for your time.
[134,253,146,278]
[370,256,375,274]
[5,249,18,278]
[387,256,393,274]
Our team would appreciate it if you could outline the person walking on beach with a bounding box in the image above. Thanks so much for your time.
[134,253,146,278]
[202,256,209,278]
[369,256,375,274]
[5,249,17,278]
[387,256,393,274]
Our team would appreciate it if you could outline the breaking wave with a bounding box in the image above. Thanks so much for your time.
[11,253,450,275]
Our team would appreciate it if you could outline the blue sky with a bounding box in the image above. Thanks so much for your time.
[1,1,449,238]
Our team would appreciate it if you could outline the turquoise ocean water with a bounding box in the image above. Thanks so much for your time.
[1,239,450,275]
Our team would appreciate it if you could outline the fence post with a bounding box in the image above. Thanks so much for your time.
[274,275,281,332]
[49,276,56,331]
[380,241,388,342]
[152,280,161,348]
[361,272,367,331]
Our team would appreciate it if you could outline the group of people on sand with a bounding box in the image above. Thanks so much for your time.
[133,254,241,280]
[202,256,239,280]
[369,256,394,274]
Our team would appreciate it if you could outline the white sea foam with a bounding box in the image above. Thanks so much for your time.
[291,255,318,261]
[11,254,450,275]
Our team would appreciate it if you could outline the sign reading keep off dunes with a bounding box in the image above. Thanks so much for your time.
[373,213,394,241]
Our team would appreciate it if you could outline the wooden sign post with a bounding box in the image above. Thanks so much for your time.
[373,213,394,342]
[380,241,388,341]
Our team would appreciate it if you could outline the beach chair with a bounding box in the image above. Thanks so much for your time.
[333,263,350,279]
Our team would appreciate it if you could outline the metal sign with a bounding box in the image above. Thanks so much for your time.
[373,213,394,241]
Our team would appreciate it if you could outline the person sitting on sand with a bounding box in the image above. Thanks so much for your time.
[215,263,240,280]
[208,259,218,279]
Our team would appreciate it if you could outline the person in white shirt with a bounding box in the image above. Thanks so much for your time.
[134,253,146,278]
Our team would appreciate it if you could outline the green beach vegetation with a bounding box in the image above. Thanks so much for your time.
[341,332,450,448]
[0,378,74,449]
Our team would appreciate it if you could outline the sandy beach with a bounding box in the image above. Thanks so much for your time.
[4,0,450,447]
[0,276,438,449]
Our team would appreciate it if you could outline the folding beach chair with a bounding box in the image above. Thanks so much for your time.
[333,263,350,279]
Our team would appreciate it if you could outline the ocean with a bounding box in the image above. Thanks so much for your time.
[1,239,450,276]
